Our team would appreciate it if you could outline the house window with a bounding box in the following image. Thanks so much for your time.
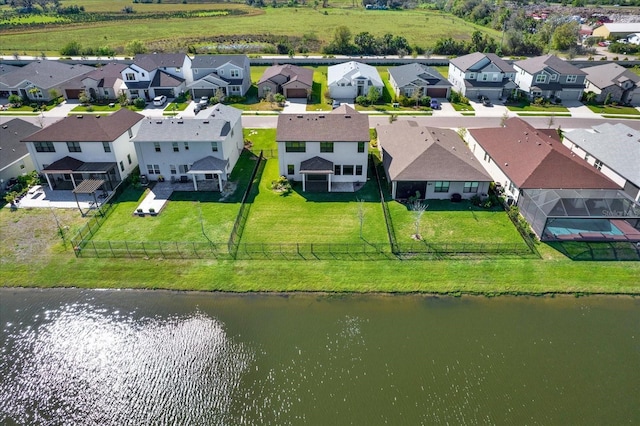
[508,181,515,192]
[469,73,475,80]
[343,165,354,175]
[147,164,160,175]
[128,128,133,138]
[230,69,239,78]
[358,142,366,153]
[405,88,414,97]
[481,74,488,81]
[172,142,179,152]
[320,142,334,153]
[179,164,189,174]
[566,75,577,83]
[285,141,306,153]
[67,142,81,153]
[102,142,111,153]
[535,74,546,84]
[119,161,124,172]
[550,74,558,81]
[130,90,139,98]
[184,142,189,150]
[594,159,603,170]
[127,154,132,165]
[463,181,479,193]
[434,181,450,193]
[287,164,294,175]
[355,165,363,175]
[194,69,198,74]
[219,70,224,75]
[176,67,181,73]
[334,165,342,175]
[126,73,135,81]
[211,142,218,152]
[154,142,161,152]
[170,165,177,175]
[230,86,241,93]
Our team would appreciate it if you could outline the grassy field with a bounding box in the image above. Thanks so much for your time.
[240,159,388,244]
[1,3,499,55]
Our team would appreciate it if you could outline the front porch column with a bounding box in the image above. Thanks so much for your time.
[70,173,77,189]
[192,174,198,191]
[44,174,53,190]
[302,174,306,192]
[328,174,332,193]
[392,181,397,199]
[217,173,223,192]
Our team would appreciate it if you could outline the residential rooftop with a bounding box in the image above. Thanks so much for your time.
[276,105,369,142]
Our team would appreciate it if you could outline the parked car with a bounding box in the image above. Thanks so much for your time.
[481,97,492,107]
[153,95,167,106]
[331,99,341,109]
[198,96,209,106]
[430,99,441,110]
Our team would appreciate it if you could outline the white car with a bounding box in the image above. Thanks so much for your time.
[153,95,167,106]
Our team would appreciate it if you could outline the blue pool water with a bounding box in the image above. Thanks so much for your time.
[546,219,624,236]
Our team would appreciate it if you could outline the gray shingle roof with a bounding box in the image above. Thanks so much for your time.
[133,53,187,71]
[191,54,248,69]
[514,54,585,76]
[387,63,451,88]
[582,62,640,90]
[82,63,128,87]
[564,123,640,187]
[276,105,369,142]
[22,108,144,143]
[133,104,241,143]
[449,52,515,73]
[378,121,491,182]
[0,60,93,89]
[0,118,40,170]
[189,155,228,172]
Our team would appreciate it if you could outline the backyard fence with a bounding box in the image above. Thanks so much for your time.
[372,156,399,253]
[250,148,278,159]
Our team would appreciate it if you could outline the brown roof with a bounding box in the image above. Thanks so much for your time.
[468,118,619,190]
[22,109,143,143]
[258,64,313,88]
[378,121,491,182]
[276,105,369,142]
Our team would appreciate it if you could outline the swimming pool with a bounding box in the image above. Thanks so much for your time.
[545,218,624,236]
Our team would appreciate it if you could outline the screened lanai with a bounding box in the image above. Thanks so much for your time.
[519,188,640,240]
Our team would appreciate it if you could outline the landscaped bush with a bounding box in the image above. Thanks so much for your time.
[270,175,292,194]
[224,95,246,104]
[133,97,146,109]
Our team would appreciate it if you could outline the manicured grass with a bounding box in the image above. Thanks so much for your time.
[71,104,122,112]
[451,102,474,112]
[516,112,571,117]
[243,128,277,151]
[240,159,387,244]
[586,104,640,115]
[388,199,526,245]
[308,67,331,111]
[506,102,569,112]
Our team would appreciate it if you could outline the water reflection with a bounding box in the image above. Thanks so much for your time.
[1,303,252,425]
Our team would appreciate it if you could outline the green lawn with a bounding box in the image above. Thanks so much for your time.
[388,199,526,245]
[451,102,474,112]
[506,102,569,112]
[240,159,387,244]
[71,103,122,112]
[586,104,640,115]
[243,128,277,151]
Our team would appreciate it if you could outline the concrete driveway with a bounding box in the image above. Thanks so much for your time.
[282,98,308,113]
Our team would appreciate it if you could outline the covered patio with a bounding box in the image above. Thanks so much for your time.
[41,156,118,191]
[300,156,334,192]
[185,156,227,192]
[72,179,106,216]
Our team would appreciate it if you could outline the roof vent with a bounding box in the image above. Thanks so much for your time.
[177,121,184,124]
[345,115,351,118]
[297,115,303,118]
[156,120,162,124]
[628,133,633,137]
[2,125,7,129]
[77,115,83,119]
[203,120,209,124]
[505,163,508,166]
[319,115,325,118]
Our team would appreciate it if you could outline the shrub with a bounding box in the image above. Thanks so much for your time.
[355,95,368,106]
[133,97,146,109]
[224,95,246,104]
[271,176,292,194]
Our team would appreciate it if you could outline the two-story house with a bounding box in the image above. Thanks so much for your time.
[131,104,244,191]
[388,63,452,100]
[188,55,251,99]
[327,61,383,101]
[276,105,369,192]
[582,62,640,105]
[21,108,144,190]
[0,118,39,194]
[448,52,516,100]
[119,53,192,101]
[513,54,586,101]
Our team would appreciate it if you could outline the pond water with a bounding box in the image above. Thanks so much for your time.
[1,289,638,425]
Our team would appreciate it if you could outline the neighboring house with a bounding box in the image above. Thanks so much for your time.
[188,55,251,99]
[119,53,192,101]
[448,52,516,100]
[0,60,93,101]
[0,64,19,97]
[79,63,128,101]
[378,121,491,200]
[466,118,640,241]
[132,104,243,191]
[257,64,313,99]
[592,23,640,39]
[626,32,640,44]
[0,119,39,194]
[21,108,144,190]
[388,63,452,100]
[276,105,369,192]
[563,123,640,202]
[327,61,383,100]
[582,62,640,105]
[513,54,586,101]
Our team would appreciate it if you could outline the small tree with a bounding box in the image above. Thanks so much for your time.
[133,97,146,109]
[366,86,380,105]
[8,94,22,107]
[214,87,225,103]
[274,93,286,105]
[79,92,90,105]
[48,88,61,104]
[500,110,509,127]
[125,40,147,56]
[409,200,428,240]
[604,92,612,106]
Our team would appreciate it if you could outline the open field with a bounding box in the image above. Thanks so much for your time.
[0,5,500,55]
